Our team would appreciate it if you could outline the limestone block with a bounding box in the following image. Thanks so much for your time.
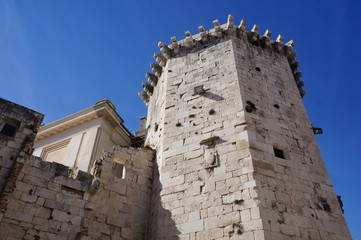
[241,219,263,231]
[65,198,85,208]
[0,222,26,238]
[204,216,219,230]
[50,162,69,177]
[34,206,51,219]
[44,199,69,211]
[35,187,56,200]
[20,192,38,203]
[107,215,125,228]
[15,181,35,193]
[22,174,47,188]
[308,229,321,240]
[322,219,344,235]
[251,207,260,220]
[236,231,254,240]
[4,209,33,223]
[280,223,300,237]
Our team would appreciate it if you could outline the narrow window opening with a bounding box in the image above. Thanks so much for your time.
[1,123,18,137]
[273,147,285,159]
[112,162,125,179]
[318,197,332,213]
[193,85,206,95]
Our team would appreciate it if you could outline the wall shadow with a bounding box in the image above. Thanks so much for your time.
[204,91,224,101]
[147,159,180,240]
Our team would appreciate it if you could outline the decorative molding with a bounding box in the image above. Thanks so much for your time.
[40,138,71,162]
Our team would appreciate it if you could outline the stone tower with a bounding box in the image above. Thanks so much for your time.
[139,15,351,239]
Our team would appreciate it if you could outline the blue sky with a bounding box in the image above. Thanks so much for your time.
[0,0,360,238]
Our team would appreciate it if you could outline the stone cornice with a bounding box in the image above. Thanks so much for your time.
[35,100,130,142]
[139,15,305,106]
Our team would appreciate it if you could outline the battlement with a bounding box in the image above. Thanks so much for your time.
[139,14,305,105]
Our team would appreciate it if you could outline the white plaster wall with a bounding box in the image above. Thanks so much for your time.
[34,117,132,173]
[33,119,101,172]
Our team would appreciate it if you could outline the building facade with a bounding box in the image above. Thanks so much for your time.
[0,15,351,240]
[33,99,132,174]
[141,15,351,239]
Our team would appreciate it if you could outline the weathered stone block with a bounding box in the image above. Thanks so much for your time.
[179,219,204,234]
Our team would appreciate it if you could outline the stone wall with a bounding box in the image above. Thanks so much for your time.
[142,16,351,239]
[146,36,264,239]
[232,38,351,239]
[0,98,44,215]
[0,146,154,240]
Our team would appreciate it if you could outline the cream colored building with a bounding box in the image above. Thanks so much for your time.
[33,99,131,173]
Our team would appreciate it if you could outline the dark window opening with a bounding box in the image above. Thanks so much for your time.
[273,147,285,159]
[319,197,332,213]
[322,202,332,212]
[1,123,17,137]
[112,162,125,179]
[194,85,206,95]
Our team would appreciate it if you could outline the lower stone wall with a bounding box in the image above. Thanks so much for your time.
[0,97,44,198]
[0,146,154,240]
[85,146,155,240]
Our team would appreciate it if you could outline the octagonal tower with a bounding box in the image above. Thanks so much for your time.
[139,15,351,240]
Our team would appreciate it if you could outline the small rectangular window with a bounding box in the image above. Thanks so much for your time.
[194,85,206,95]
[112,162,125,179]
[1,123,18,137]
[273,147,285,159]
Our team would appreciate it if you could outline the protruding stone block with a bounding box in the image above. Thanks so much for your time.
[184,31,195,49]
[158,41,171,59]
[153,53,167,67]
[198,26,208,44]
[50,162,69,177]
[142,82,154,96]
[264,29,272,38]
[260,29,272,48]
[150,63,162,77]
[76,170,93,184]
[286,39,295,47]
[213,20,223,38]
[288,51,298,63]
[239,19,247,31]
[297,80,304,87]
[294,71,302,81]
[273,34,284,52]
[283,40,295,56]
[227,14,236,36]
[299,88,306,98]
[146,72,158,87]
[276,34,284,43]
[290,61,300,73]
[171,36,181,55]
[248,24,260,42]
[238,19,247,39]
[138,91,150,105]
[251,24,259,33]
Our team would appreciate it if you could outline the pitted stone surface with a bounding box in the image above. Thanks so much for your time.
[0,15,351,240]
[144,18,351,239]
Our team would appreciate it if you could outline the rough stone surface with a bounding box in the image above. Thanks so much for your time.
[0,147,154,240]
[144,17,351,240]
[0,15,352,240]
[0,98,44,214]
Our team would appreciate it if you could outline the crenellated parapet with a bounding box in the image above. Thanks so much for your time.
[138,14,305,105]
